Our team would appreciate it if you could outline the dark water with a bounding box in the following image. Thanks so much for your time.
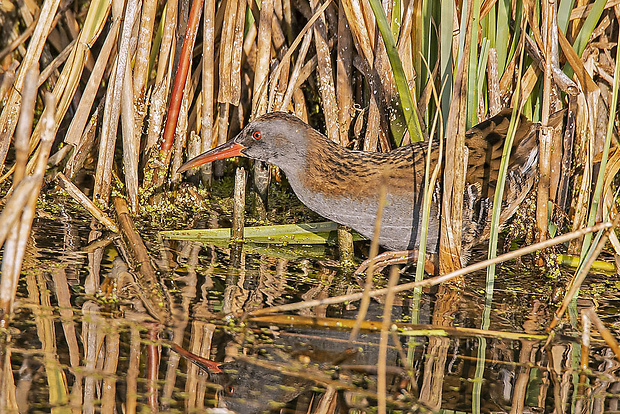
[3,195,620,413]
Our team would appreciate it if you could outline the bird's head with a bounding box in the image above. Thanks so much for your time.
[177,112,313,174]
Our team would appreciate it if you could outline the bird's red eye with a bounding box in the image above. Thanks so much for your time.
[253,131,262,140]
[225,385,235,395]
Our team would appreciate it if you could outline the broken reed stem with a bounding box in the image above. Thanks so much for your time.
[55,172,119,233]
[232,167,246,241]
[247,222,612,317]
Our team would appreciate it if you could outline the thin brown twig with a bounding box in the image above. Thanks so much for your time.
[349,185,387,342]
[378,266,399,414]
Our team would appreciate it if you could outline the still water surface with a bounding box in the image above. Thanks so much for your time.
[4,196,620,413]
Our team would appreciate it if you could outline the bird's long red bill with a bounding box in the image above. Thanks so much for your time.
[177,141,247,173]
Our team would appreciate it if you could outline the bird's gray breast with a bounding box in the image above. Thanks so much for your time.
[286,176,440,252]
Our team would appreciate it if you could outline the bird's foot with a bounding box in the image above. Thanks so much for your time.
[353,250,438,277]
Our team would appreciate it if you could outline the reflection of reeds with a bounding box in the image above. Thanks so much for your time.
[1,0,618,271]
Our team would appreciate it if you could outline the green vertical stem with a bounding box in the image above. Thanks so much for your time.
[440,0,453,129]
[496,0,509,74]
[367,0,424,143]
[466,0,482,127]
[484,39,525,329]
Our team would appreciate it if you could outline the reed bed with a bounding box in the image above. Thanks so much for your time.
[0,0,616,261]
[1,0,620,411]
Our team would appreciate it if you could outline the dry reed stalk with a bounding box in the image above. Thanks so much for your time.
[557,98,577,211]
[293,88,309,121]
[340,0,374,65]
[22,0,111,168]
[13,68,38,184]
[546,9,568,204]
[487,49,502,115]
[0,16,37,61]
[440,2,475,273]
[121,60,140,211]
[160,0,204,168]
[252,0,273,116]
[397,0,414,71]
[171,73,196,184]
[0,178,38,245]
[569,98,593,253]
[37,38,76,87]
[0,63,18,102]
[537,125,552,241]
[0,0,61,167]
[198,0,217,185]
[218,0,243,106]
[133,0,158,104]
[215,103,230,176]
[256,0,331,118]
[93,0,139,206]
[537,0,556,242]
[145,84,168,157]
[232,167,246,241]
[309,0,340,143]
[364,97,382,151]
[65,106,102,180]
[336,3,354,146]
[271,50,290,112]
[63,18,119,161]
[517,65,539,110]
[155,0,179,87]
[280,30,313,111]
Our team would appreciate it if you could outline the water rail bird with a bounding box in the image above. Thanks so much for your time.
[178,109,564,262]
